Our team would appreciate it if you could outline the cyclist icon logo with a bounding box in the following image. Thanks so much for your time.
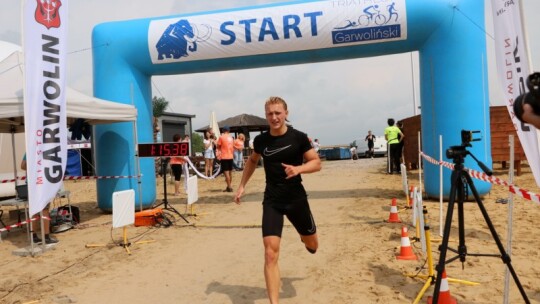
[334,2,399,30]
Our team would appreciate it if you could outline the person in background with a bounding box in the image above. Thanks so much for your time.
[216,126,234,192]
[203,129,216,177]
[513,72,540,129]
[365,130,376,159]
[233,133,246,171]
[182,134,191,156]
[170,134,186,196]
[21,154,59,244]
[312,139,320,155]
[350,145,357,160]
[396,121,405,163]
[235,96,321,304]
[384,118,404,174]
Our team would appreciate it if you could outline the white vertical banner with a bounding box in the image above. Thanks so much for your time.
[23,0,68,217]
[491,0,540,187]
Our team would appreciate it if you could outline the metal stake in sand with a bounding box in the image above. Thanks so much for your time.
[85,190,154,255]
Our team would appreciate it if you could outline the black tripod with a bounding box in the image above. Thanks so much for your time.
[432,144,529,303]
[154,157,189,224]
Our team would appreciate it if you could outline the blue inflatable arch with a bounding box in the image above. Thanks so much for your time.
[93,0,491,210]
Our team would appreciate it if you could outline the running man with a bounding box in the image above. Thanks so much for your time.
[235,96,321,304]
[387,2,399,23]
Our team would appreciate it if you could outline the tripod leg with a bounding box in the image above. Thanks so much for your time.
[464,172,530,303]
[176,210,190,223]
[432,169,460,303]
[457,175,467,265]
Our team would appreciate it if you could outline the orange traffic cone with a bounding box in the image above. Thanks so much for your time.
[408,185,414,208]
[387,198,401,223]
[427,269,458,304]
[396,226,417,260]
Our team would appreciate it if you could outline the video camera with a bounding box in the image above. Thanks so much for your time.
[446,130,481,159]
[445,130,492,175]
[513,72,540,123]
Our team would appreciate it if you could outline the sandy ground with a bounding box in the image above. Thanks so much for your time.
[0,157,540,304]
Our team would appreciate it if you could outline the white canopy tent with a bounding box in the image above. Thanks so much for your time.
[0,41,138,196]
[0,46,137,133]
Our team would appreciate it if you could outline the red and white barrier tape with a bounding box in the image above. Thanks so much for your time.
[63,175,141,181]
[0,215,50,233]
[509,185,540,204]
[420,151,540,205]
[1,175,140,183]
[1,176,26,184]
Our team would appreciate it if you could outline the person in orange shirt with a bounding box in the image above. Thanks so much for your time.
[170,134,186,196]
[233,133,246,171]
[217,126,234,192]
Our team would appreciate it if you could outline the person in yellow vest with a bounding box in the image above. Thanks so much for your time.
[384,118,404,174]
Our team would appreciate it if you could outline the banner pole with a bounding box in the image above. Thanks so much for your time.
[130,83,143,212]
[503,135,516,304]
[439,135,443,237]
[417,131,422,197]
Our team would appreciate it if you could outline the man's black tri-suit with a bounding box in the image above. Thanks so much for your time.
[254,127,317,237]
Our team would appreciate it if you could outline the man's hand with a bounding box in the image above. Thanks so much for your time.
[234,186,245,204]
[282,163,301,179]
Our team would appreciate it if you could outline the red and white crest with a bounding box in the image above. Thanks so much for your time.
[34,0,62,29]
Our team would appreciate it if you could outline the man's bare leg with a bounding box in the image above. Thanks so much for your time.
[263,236,281,304]
[224,170,232,190]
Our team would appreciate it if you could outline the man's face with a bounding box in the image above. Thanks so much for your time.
[265,103,288,130]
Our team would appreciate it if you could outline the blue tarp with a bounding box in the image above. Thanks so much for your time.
[66,149,82,176]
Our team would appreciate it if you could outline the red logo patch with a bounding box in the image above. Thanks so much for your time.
[34,0,62,29]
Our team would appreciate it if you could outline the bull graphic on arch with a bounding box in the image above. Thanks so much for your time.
[156,19,197,60]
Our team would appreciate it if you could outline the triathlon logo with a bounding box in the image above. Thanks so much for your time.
[334,3,399,29]
[155,19,211,61]
[34,0,62,29]
[331,1,404,45]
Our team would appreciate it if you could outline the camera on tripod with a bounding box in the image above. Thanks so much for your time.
[513,72,540,125]
[445,130,481,159]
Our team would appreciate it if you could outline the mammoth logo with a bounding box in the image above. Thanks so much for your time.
[34,0,62,29]
[156,19,198,60]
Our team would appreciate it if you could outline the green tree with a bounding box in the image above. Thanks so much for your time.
[191,132,204,154]
[152,96,169,176]
[152,96,169,117]
[152,96,169,141]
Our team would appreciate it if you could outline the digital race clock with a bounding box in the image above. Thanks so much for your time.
[138,142,189,157]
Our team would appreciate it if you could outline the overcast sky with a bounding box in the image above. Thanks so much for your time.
[0,0,539,146]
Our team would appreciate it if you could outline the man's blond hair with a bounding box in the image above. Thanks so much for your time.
[265,96,288,110]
